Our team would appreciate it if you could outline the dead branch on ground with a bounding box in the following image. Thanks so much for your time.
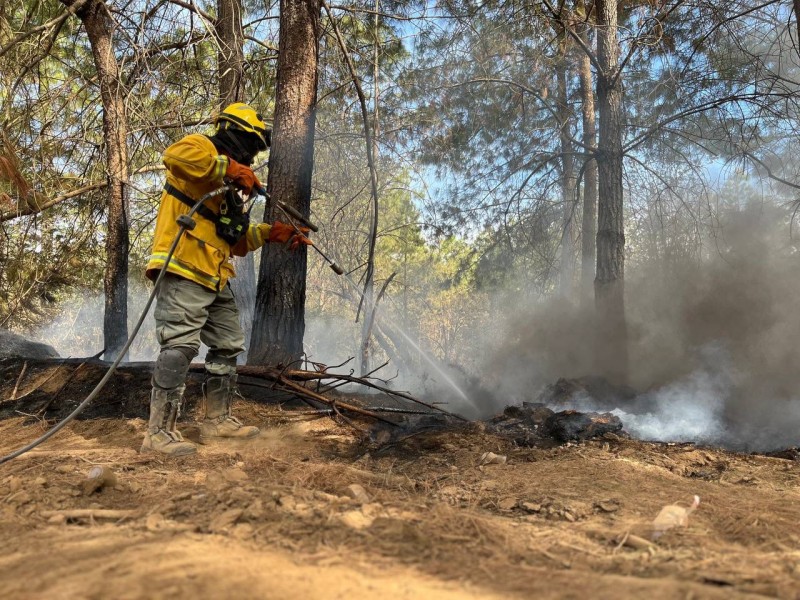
[234,364,467,422]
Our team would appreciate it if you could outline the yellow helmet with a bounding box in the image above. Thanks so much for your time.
[215,103,270,149]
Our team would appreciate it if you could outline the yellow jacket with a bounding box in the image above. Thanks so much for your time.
[146,134,268,290]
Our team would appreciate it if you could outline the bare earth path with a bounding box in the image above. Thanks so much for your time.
[1,400,798,599]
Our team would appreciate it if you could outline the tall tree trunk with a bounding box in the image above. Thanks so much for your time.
[795,0,800,57]
[64,0,129,360]
[216,0,245,107]
[594,0,628,383]
[249,0,319,366]
[216,0,255,362]
[578,25,598,307]
[360,0,381,376]
[556,50,576,298]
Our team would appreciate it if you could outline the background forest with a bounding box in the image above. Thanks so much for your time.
[2,0,800,444]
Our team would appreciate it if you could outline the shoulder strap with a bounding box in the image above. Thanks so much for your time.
[164,182,220,223]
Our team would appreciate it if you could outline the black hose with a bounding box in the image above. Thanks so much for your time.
[0,186,230,465]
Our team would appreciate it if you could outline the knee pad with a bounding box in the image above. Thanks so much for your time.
[153,348,190,390]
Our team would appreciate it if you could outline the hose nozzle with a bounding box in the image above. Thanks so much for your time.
[269,194,343,277]
[277,201,319,232]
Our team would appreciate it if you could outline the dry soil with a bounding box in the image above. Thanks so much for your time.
[1,399,799,599]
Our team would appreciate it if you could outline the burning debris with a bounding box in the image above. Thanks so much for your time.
[543,411,624,443]
[364,391,630,454]
[486,402,625,446]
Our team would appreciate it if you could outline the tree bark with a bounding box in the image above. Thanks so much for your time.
[249,0,319,366]
[795,0,800,58]
[360,0,381,375]
[64,0,129,361]
[216,0,255,362]
[216,0,245,106]
[578,24,598,307]
[594,0,628,383]
[556,50,577,298]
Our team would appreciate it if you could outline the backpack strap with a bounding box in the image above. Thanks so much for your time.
[164,182,221,223]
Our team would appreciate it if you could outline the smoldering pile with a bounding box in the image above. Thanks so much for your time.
[367,369,798,457]
[365,376,628,450]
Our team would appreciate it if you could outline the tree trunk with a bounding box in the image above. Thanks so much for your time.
[795,0,800,58]
[594,0,628,383]
[65,0,129,361]
[216,0,245,107]
[556,52,576,298]
[360,0,381,376]
[578,25,598,306]
[249,0,319,366]
[216,0,255,362]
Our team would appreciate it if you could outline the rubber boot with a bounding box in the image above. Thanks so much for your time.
[141,387,197,456]
[199,374,260,443]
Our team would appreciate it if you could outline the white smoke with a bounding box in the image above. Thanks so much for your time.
[304,315,361,370]
[611,343,733,446]
[33,281,160,361]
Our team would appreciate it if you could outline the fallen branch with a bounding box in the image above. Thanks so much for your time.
[236,365,467,422]
[274,374,398,426]
[0,358,463,432]
[286,369,466,420]
[319,359,390,394]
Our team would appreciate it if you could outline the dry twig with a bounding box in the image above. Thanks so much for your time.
[10,361,28,401]
[40,509,135,520]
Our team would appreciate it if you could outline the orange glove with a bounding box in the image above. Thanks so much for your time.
[225,158,261,195]
[268,221,312,250]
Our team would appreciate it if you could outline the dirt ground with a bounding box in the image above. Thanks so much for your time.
[1,398,799,600]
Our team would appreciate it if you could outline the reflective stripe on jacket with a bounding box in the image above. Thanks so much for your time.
[145,134,266,291]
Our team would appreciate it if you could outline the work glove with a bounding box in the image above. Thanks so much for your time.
[225,158,261,195]
[267,221,312,250]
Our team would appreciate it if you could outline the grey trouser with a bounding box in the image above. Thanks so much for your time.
[154,274,245,373]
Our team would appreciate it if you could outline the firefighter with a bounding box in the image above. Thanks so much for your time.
[141,102,309,456]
